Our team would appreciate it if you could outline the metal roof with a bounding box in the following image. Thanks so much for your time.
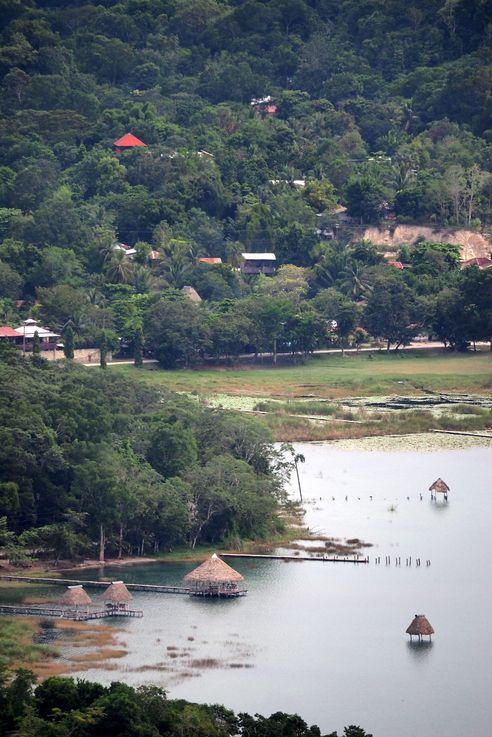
[241,253,276,260]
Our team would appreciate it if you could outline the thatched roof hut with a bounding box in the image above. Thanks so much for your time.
[184,554,245,597]
[59,585,92,607]
[101,581,133,608]
[429,478,450,500]
[406,614,434,641]
[429,478,450,493]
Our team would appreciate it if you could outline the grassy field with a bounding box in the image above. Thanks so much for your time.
[113,349,492,400]
[0,618,59,671]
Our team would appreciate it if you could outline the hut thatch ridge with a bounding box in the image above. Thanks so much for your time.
[429,478,450,493]
[184,554,244,583]
[59,585,92,606]
[102,581,133,603]
[406,614,434,636]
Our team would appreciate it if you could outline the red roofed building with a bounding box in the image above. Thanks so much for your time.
[198,257,222,265]
[461,257,492,270]
[114,133,147,155]
[0,327,21,344]
[387,260,405,269]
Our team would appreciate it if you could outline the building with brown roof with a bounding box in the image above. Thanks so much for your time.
[406,614,434,641]
[59,585,92,609]
[461,257,492,270]
[184,553,245,597]
[429,478,450,500]
[101,581,133,610]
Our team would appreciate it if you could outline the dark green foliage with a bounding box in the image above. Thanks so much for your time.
[363,274,419,349]
[133,327,143,368]
[99,331,108,369]
[0,671,366,737]
[0,355,285,556]
[62,325,74,361]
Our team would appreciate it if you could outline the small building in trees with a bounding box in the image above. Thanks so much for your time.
[0,326,22,345]
[113,132,147,155]
[182,285,202,303]
[184,553,246,597]
[198,257,222,265]
[406,614,434,641]
[251,96,277,116]
[113,243,137,258]
[149,250,161,263]
[461,257,492,270]
[101,581,133,611]
[240,253,277,276]
[14,319,60,353]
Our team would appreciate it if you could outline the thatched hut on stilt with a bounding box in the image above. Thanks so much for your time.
[429,478,450,500]
[184,554,246,597]
[406,614,434,641]
[101,581,133,611]
[59,585,92,613]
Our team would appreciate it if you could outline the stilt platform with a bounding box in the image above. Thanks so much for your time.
[191,589,247,598]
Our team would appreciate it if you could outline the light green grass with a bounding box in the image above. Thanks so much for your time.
[0,618,59,670]
[113,350,492,400]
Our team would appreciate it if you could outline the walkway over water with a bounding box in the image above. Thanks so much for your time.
[0,602,143,620]
[0,575,246,597]
[0,574,192,593]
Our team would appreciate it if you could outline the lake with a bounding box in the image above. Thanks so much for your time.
[3,436,492,737]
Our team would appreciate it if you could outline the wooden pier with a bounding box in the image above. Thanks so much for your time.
[0,574,249,598]
[0,575,193,593]
[0,603,143,620]
[220,553,369,563]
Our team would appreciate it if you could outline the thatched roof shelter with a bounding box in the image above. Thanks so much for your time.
[59,585,92,607]
[429,478,450,493]
[184,554,245,597]
[185,554,244,583]
[406,614,434,640]
[101,581,133,604]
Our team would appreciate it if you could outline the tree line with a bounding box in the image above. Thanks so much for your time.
[0,347,291,563]
[0,670,371,737]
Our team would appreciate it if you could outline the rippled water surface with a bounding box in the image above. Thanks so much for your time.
[4,440,492,737]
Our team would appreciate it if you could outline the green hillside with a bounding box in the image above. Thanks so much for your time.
[0,0,491,355]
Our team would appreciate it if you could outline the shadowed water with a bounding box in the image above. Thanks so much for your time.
[3,441,491,737]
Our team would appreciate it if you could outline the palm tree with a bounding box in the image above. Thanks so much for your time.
[132,265,156,294]
[339,261,373,300]
[104,249,133,284]
[314,248,349,289]
[158,239,193,287]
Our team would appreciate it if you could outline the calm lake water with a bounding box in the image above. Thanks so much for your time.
[4,437,492,737]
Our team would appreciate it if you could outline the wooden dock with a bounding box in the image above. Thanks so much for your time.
[0,575,192,594]
[0,575,247,596]
[220,553,369,563]
[0,603,143,620]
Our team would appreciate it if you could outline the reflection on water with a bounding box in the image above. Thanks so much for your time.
[406,640,434,661]
[429,500,450,515]
[1,441,491,737]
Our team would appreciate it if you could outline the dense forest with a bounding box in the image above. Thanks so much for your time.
[0,345,290,562]
[0,671,372,737]
[0,0,491,357]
